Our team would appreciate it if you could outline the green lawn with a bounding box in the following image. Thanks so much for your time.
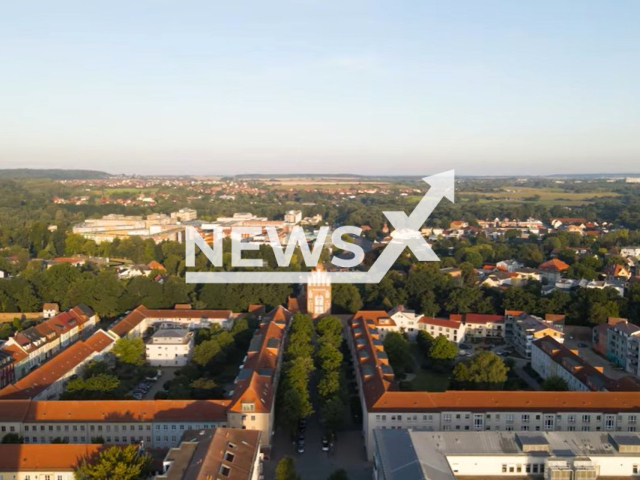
[410,370,450,392]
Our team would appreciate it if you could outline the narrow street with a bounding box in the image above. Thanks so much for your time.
[263,413,371,480]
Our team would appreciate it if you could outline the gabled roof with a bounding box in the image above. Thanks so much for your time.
[16,399,229,423]
[0,330,115,400]
[539,258,570,272]
[533,336,638,393]
[463,313,505,324]
[228,306,291,414]
[371,390,640,413]
[418,317,461,329]
[148,260,166,271]
[160,428,261,480]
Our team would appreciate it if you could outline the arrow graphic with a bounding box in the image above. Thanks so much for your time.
[186,170,455,284]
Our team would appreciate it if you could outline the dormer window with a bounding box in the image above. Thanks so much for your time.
[242,402,255,412]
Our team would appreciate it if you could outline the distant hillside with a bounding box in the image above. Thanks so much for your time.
[0,169,111,180]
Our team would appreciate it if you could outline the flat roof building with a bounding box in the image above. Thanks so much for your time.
[373,429,640,479]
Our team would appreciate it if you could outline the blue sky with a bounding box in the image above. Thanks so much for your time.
[1,0,639,176]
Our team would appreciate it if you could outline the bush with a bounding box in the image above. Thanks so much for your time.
[399,381,413,391]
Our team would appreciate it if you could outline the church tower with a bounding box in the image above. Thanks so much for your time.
[306,268,331,318]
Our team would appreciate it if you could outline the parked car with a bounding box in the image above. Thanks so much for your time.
[296,439,305,453]
[132,392,143,400]
[577,343,589,348]
[321,436,330,452]
[459,343,472,350]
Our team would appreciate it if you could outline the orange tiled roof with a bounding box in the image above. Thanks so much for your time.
[0,399,31,422]
[147,260,166,271]
[370,390,640,412]
[20,399,229,423]
[0,330,115,400]
[228,306,291,414]
[0,444,105,471]
[539,258,570,272]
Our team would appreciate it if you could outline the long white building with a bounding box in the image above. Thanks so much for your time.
[373,429,640,480]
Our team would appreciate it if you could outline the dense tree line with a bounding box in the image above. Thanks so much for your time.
[314,316,347,434]
[276,314,315,435]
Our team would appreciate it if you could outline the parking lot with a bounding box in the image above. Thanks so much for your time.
[141,368,177,399]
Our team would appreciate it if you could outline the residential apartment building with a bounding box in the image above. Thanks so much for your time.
[146,328,194,367]
[386,305,421,339]
[628,335,640,378]
[538,258,570,284]
[531,336,639,392]
[456,313,505,340]
[170,208,198,222]
[621,246,640,258]
[157,428,262,480]
[0,304,98,383]
[226,306,291,455]
[607,320,640,369]
[0,304,289,454]
[110,305,237,338]
[350,307,423,341]
[0,329,117,400]
[347,314,640,460]
[417,316,465,345]
[373,429,640,480]
[0,399,229,449]
[507,312,565,358]
[284,210,302,224]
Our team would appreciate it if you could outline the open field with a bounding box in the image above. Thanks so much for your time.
[455,186,621,206]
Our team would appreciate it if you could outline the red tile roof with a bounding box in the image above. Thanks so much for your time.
[463,313,505,324]
[418,317,461,329]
